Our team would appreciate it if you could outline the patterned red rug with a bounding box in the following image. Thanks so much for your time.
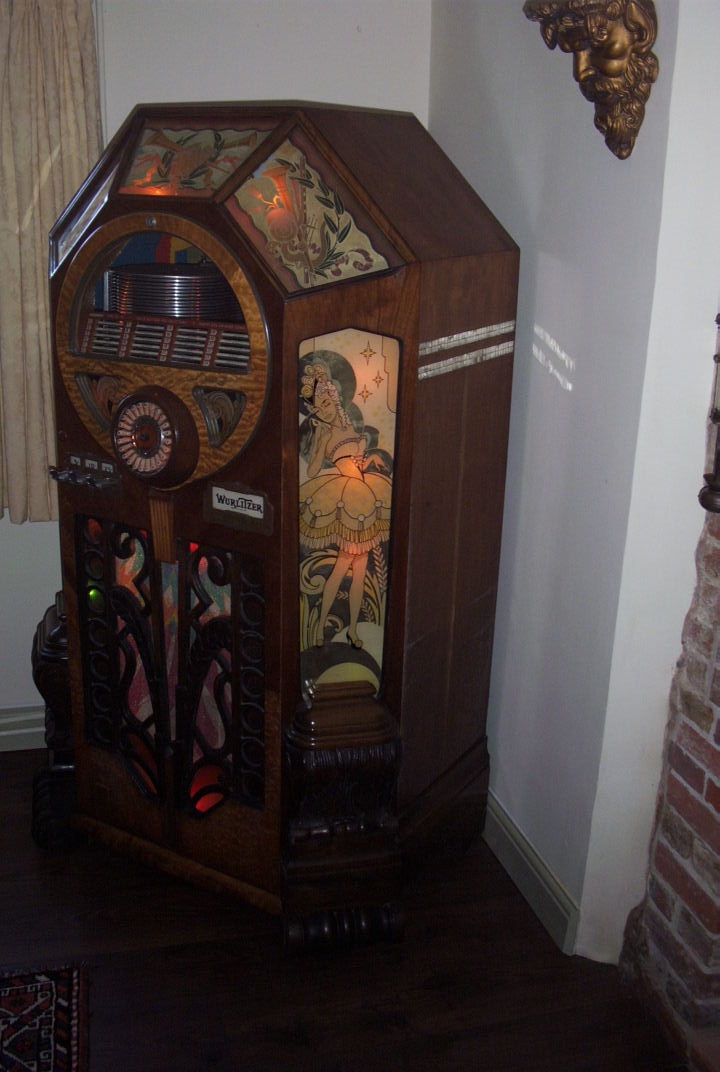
[0,966,88,1072]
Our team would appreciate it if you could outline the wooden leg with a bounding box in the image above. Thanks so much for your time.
[30,591,81,850]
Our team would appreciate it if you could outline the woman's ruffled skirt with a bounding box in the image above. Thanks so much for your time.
[299,472,392,556]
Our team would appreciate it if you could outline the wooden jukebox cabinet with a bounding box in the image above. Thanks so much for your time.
[44,102,518,947]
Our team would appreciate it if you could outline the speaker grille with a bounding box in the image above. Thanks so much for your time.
[77,312,251,372]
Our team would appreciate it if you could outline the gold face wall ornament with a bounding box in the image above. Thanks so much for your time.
[523,0,659,159]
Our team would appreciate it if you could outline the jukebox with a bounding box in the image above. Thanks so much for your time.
[34,102,518,948]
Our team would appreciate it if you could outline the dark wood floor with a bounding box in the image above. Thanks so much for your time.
[1,750,685,1072]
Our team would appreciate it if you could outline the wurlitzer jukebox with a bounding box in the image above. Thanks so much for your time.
[35,102,518,948]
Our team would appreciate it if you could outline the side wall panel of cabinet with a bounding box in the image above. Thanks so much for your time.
[399,251,518,842]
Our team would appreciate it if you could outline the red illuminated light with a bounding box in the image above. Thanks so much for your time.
[189,763,225,814]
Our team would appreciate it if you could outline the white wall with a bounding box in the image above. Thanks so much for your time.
[429,0,718,960]
[576,2,720,959]
[0,516,61,705]
[96,0,432,140]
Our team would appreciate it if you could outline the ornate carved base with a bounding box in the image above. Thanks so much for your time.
[285,681,400,842]
[31,592,80,850]
[283,681,403,951]
[31,592,73,768]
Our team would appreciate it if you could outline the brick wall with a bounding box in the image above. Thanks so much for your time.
[621,514,720,1071]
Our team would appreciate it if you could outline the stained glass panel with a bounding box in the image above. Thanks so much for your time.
[228,136,393,291]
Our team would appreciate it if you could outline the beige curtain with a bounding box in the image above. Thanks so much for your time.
[0,0,101,522]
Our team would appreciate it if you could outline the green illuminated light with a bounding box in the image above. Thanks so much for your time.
[87,586,105,614]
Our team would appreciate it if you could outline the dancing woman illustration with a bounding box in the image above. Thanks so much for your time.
[299,361,392,650]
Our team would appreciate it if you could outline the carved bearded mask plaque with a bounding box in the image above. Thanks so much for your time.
[523,0,659,159]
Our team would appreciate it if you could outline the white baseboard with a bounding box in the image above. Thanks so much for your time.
[483,790,579,955]
[0,706,46,752]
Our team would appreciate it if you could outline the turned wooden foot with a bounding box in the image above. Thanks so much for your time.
[284,901,404,954]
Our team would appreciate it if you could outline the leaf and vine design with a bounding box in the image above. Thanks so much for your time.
[234,140,388,289]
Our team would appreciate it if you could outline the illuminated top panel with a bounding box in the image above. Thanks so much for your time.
[226,132,392,292]
[118,124,272,197]
[50,103,518,286]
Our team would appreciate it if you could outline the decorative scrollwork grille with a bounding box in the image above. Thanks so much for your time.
[75,519,265,815]
[76,515,167,798]
[178,544,265,815]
